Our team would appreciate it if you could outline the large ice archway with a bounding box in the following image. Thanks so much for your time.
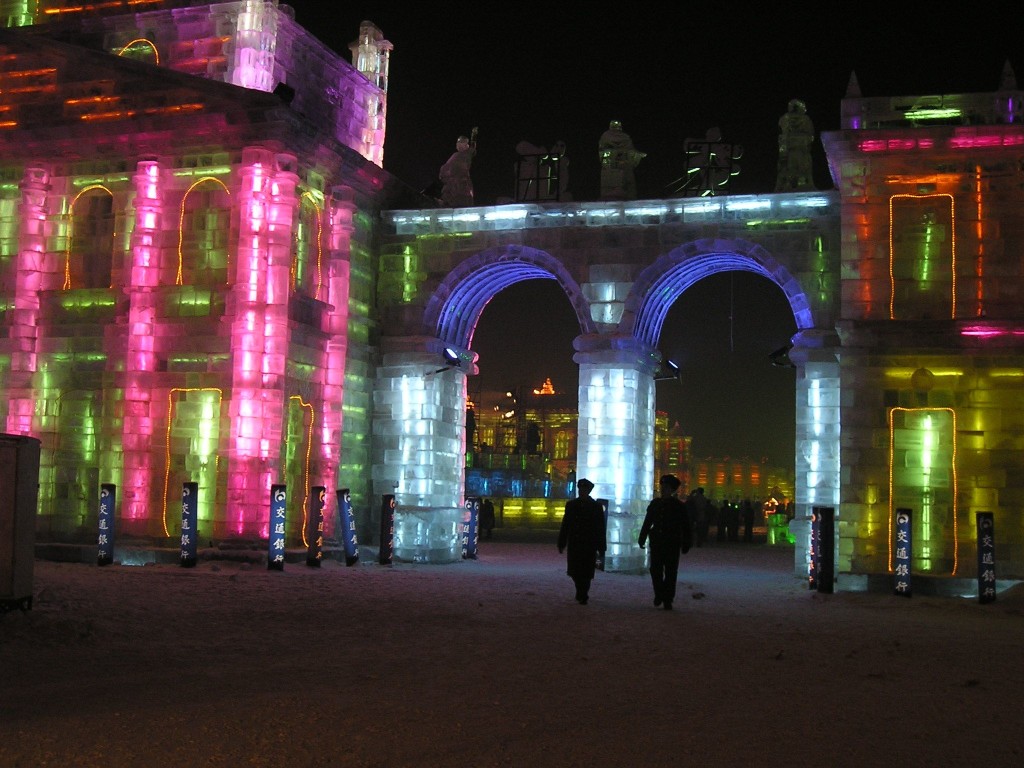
[423,244,595,349]
[623,238,814,346]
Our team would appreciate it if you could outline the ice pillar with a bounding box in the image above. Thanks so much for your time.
[225,148,295,536]
[372,337,474,563]
[120,158,166,532]
[788,330,841,578]
[573,334,657,572]
[5,166,51,436]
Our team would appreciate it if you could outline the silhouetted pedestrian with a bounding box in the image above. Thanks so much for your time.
[741,499,755,542]
[638,474,692,610]
[689,487,710,547]
[557,478,606,605]
[479,498,495,540]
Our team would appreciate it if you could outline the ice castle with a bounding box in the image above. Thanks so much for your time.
[2,1,1023,594]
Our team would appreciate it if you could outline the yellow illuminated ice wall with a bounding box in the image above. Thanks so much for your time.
[825,87,1024,583]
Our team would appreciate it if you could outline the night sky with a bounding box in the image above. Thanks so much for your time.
[285,2,1022,467]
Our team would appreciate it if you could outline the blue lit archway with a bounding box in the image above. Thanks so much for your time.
[623,238,814,347]
[423,244,595,349]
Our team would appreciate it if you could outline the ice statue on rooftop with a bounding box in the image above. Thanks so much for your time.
[439,127,478,207]
[598,120,645,200]
[775,99,815,192]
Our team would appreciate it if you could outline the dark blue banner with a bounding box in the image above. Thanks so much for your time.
[977,512,996,604]
[267,484,287,571]
[461,497,479,560]
[595,498,609,571]
[180,481,198,567]
[379,494,395,565]
[306,486,326,567]
[809,506,820,590]
[815,506,835,594]
[97,483,116,566]
[337,488,359,567]
[893,507,912,597]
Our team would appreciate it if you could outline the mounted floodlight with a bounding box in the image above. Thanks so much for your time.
[426,347,463,376]
[442,347,461,368]
[654,358,681,381]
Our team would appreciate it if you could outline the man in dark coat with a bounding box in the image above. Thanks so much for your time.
[557,478,606,605]
[638,474,692,610]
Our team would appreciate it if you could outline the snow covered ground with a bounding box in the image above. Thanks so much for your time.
[2,539,1022,767]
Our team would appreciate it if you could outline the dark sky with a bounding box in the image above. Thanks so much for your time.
[285,2,1022,467]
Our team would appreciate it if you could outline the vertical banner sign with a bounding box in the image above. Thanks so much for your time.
[977,512,996,604]
[816,507,835,594]
[180,481,198,568]
[462,497,479,560]
[808,507,820,590]
[379,495,395,565]
[893,508,912,597]
[596,498,609,571]
[337,488,359,567]
[267,484,287,571]
[97,483,116,566]
[306,486,326,567]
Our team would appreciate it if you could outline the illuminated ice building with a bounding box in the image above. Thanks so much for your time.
[2,2,1024,592]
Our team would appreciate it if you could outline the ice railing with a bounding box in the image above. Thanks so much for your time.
[384,191,840,236]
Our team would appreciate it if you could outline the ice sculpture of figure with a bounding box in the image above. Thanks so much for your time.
[598,120,645,200]
[439,127,478,207]
[775,99,815,192]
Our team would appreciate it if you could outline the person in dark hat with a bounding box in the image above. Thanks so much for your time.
[557,477,606,605]
[637,474,692,610]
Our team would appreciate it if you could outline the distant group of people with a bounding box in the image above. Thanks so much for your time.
[687,489,763,546]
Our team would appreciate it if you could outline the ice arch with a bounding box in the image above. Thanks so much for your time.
[423,244,595,349]
[624,238,814,346]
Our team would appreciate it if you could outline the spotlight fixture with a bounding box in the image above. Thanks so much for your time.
[426,347,463,376]
[654,358,680,381]
[442,347,461,367]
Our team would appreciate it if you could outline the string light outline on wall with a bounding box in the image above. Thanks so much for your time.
[162,387,223,537]
[63,184,113,290]
[289,395,315,547]
[888,193,956,320]
[177,177,230,286]
[887,406,958,576]
[115,38,160,65]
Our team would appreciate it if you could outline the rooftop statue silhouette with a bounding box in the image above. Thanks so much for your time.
[598,120,645,200]
[439,127,478,207]
[775,99,815,192]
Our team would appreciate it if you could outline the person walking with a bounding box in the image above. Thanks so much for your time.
[557,478,606,605]
[479,498,496,540]
[688,487,710,547]
[638,474,692,610]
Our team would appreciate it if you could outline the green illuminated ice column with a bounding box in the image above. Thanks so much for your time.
[787,330,841,578]
[372,337,476,563]
[573,334,657,573]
